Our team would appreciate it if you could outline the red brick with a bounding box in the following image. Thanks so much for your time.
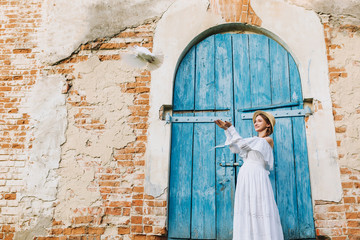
[71,227,86,235]
[118,226,130,234]
[131,225,143,233]
[88,227,105,234]
[342,182,354,188]
[51,228,63,235]
[105,207,122,215]
[131,216,143,224]
[344,197,356,203]
[13,48,32,54]
[3,193,16,200]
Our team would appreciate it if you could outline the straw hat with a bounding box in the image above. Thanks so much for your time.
[252,110,276,133]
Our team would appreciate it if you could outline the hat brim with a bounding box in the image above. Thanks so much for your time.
[252,110,275,131]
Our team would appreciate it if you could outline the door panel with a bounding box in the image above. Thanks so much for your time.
[169,33,315,240]
[192,112,216,239]
[168,112,194,238]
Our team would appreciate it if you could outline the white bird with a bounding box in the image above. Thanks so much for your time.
[121,45,163,70]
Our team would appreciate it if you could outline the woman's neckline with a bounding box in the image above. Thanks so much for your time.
[254,136,273,149]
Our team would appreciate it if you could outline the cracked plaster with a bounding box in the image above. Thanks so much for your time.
[286,0,360,24]
[54,56,139,225]
[18,75,67,228]
[38,0,176,64]
[327,29,360,170]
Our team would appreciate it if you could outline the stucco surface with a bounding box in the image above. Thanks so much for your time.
[38,0,175,64]
[287,0,360,24]
[327,28,360,169]
[54,56,139,224]
[18,75,67,230]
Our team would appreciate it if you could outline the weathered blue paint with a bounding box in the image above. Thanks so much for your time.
[191,36,217,238]
[214,34,235,239]
[232,34,252,174]
[289,54,316,238]
[168,46,196,238]
[173,46,195,111]
[168,33,315,240]
[168,112,194,239]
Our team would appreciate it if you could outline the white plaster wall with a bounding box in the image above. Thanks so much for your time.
[55,56,140,225]
[287,0,360,25]
[146,0,343,202]
[38,0,175,64]
[17,75,67,233]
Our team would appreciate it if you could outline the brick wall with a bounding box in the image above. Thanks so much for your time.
[210,0,262,25]
[33,23,167,239]
[0,1,168,237]
[312,19,360,240]
[1,0,360,239]
[0,0,41,239]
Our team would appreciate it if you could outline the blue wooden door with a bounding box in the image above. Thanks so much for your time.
[168,33,315,240]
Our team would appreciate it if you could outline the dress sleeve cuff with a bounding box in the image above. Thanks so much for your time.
[226,125,237,135]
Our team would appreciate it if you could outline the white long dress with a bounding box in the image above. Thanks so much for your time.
[224,126,284,240]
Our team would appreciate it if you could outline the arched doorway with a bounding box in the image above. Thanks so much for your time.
[168,32,315,240]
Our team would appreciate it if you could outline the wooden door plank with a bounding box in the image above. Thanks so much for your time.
[214,33,235,239]
[269,38,292,200]
[289,54,316,238]
[273,118,299,239]
[191,37,216,239]
[168,113,194,238]
[192,112,216,239]
[169,44,196,238]
[173,46,196,111]
[270,39,299,239]
[288,54,302,103]
[232,34,252,172]
[249,34,271,108]
[195,35,215,110]
[269,39,290,105]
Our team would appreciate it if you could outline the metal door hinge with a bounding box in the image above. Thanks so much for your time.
[241,106,312,120]
[166,113,231,124]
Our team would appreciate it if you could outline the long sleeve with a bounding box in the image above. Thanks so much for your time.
[224,126,252,158]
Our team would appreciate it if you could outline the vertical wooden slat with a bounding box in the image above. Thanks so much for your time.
[232,34,252,175]
[191,36,216,239]
[192,112,216,239]
[168,46,196,238]
[214,33,235,239]
[289,54,316,238]
[168,113,194,238]
[195,35,215,110]
[249,34,271,108]
[269,38,290,105]
[268,38,291,199]
[173,46,195,111]
[273,119,298,239]
[270,39,299,239]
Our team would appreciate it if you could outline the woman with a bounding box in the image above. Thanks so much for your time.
[215,110,284,240]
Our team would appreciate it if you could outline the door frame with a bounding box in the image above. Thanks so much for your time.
[145,9,342,229]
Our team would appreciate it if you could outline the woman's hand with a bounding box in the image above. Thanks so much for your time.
[214,119,232,130]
